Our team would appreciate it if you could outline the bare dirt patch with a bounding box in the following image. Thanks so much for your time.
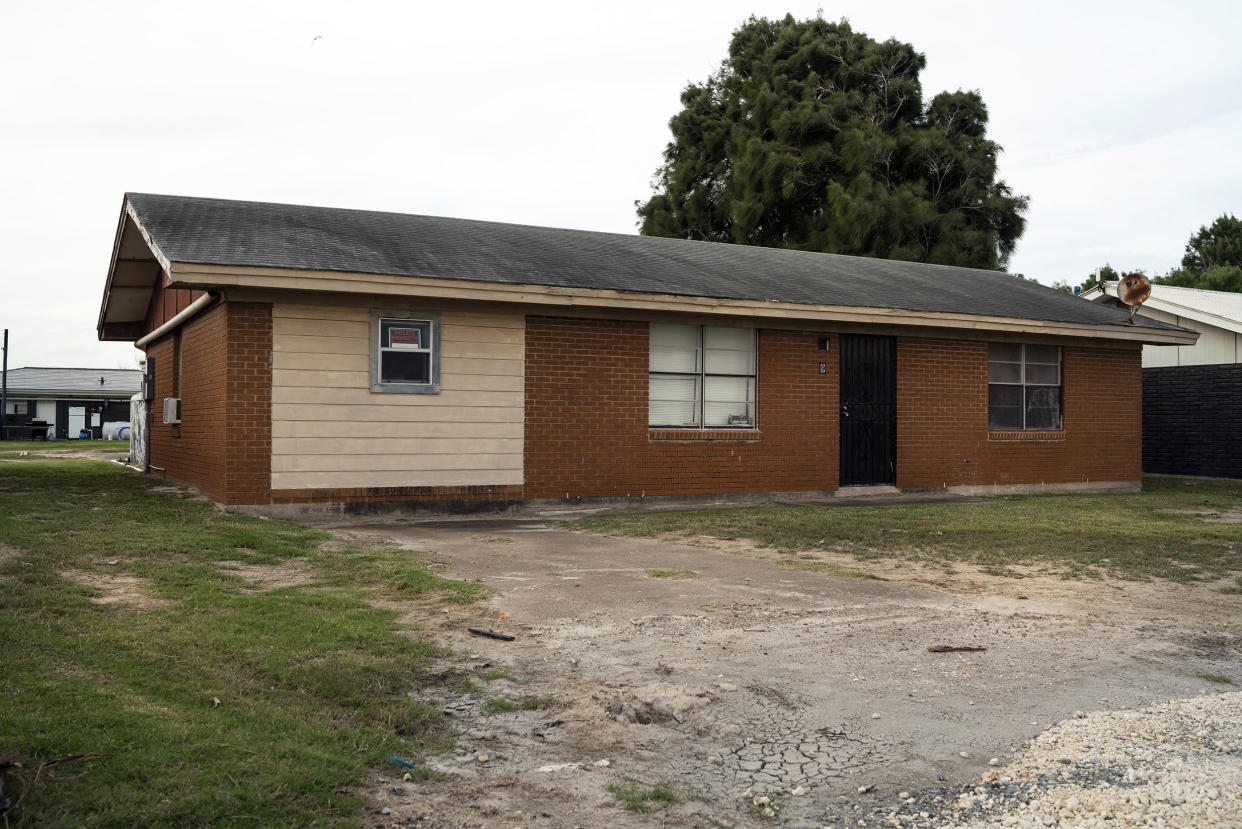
[1160,507,1242,524]
[217,559,317,591]
[61,568,170,609]
[147,483,216,504]
[26,447,128,460]
[318,531,389,553]
[0,542,22,566]
[677,531,1242,622]
[336,518,1242,828]
[368,594,470,631]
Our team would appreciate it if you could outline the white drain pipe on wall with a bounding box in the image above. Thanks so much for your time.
[134,292,217,349]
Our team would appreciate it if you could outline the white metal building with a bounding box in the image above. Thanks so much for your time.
[2,367,142,439]
[1081,283,1242,367]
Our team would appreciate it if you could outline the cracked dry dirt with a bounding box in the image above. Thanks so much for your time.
[337,517,1242,828]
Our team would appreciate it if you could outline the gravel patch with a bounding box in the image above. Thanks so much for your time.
[838,692,1242,828]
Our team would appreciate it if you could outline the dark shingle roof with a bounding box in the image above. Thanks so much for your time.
[127,193,1174,331]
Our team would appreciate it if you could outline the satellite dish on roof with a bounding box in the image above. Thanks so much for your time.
[1117,273,1150,325]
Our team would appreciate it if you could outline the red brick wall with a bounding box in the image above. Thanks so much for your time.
[147,300,273,505]
[222,303,273,504]
[147,303,229,501]
[524,316,839,498]
[896,338,1142,488]
[525,318,1142,499]
[149,306,1142,506]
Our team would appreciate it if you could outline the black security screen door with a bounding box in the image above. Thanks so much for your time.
[839,334,897,486]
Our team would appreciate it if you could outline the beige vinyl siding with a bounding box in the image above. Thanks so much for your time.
[274,371,524,394]
[269,404,520,423]
[271,303,524,490]
[272,421,524,439]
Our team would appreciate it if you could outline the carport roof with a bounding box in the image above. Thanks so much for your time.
[3,367,141,398]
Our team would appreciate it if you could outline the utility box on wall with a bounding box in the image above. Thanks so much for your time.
[162,397,181,425]
[144,359,155,402]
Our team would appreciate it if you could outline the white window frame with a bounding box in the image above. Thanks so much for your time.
[371,311,441,394]
[649,323,757,429]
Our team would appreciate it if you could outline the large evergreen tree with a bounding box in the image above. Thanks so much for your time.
[1154,214,1242,292]
[1181,214,1242,273]
[638,15,1028,270]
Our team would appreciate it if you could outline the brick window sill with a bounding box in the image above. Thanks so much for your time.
[988,430,1066,442]
[649,429,763,442]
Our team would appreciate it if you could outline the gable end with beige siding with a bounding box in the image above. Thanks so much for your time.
[270,302,525,491]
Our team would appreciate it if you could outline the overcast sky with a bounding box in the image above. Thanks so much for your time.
[3,0,1240,369]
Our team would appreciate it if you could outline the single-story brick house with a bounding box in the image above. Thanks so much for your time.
[96,193,1195,512]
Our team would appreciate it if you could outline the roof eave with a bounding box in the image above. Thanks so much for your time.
[5,388,140,398]
[1079,285,1106,300]
[96,197,175,342]
[168,262,1199,347]
[95,198,131,338]
[1138,297,1242,335]
[1081,284,1241,336]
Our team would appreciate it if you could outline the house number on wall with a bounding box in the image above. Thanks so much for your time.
[818,362,827,374]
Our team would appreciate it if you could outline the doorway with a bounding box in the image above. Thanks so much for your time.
[67,406,88,438]
[839,334,896,486]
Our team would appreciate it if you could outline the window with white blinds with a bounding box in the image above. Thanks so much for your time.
[649,323,756,428]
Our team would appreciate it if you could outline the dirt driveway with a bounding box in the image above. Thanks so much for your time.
[340,516,1242,828]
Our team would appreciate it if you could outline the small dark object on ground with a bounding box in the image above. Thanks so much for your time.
[532,719,565,740]
[927,645,988,653]
[0,758,22,815]
[469,628,515,641]
[1,753,111,817]
[387,756,418,769]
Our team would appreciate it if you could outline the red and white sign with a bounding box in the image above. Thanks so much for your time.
[388,327,423,349]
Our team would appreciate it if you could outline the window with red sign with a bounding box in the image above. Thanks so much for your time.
[372,313,440,393]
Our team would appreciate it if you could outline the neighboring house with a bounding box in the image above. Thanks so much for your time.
[2,367,141,440]
[96,194,1195,511]
[1080,282,1242,366]
[1083,282,1242,478]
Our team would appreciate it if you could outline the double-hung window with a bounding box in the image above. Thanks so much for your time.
[988,343,1061,430]
[649,323,756,428]
[371,311,441,393]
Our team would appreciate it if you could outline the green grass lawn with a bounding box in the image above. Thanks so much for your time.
[574,477,1242,587]
[0,439,129,454]
[0,457,484,827]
